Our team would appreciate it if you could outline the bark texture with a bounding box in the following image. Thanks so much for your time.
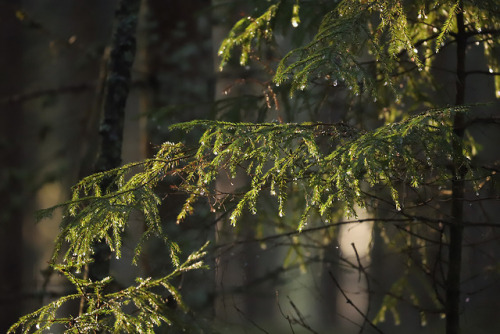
[95,0,141,173]
[91,0,141,281]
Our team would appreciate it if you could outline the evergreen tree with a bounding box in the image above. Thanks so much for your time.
[9,0,500,333]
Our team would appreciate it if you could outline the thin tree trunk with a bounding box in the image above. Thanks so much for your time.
[446,2,466,333]
[95,0,141,173]
[89,0,141,283]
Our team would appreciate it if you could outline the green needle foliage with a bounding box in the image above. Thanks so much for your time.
[8,243,208,333]
[218,4,279,70]
[36,143,189,271]
[13,107,472,332]
[220,0,500,100]
[11,143,209,333]
[171,108,470,229]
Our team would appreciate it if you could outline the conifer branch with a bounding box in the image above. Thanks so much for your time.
[7,243,209,333]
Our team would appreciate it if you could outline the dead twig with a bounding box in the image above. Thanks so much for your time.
[328,271,385,334]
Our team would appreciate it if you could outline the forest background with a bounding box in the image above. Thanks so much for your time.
[1,0,499,333]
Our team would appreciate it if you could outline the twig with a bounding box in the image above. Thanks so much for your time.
[287,297,320,334]
[328,271,385,334]
[276,291,296,334]
[234,305,270,334]
[216,218,414,250]
[0,83,94,104]
[350,242,372,334]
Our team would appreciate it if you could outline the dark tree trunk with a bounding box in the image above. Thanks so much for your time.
[90,0,141,281]
[446,2,466,333]
[95,0,141,173]
[0,1,24,330]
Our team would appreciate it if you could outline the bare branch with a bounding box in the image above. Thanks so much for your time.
[328,271,385,334]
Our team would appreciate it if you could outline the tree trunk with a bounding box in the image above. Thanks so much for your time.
[90,0,141,281]
[446,2,466,333]
[95,0,141,173]
[0,1,24,329]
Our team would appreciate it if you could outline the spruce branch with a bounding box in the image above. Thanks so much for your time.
[7,242,209,334]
